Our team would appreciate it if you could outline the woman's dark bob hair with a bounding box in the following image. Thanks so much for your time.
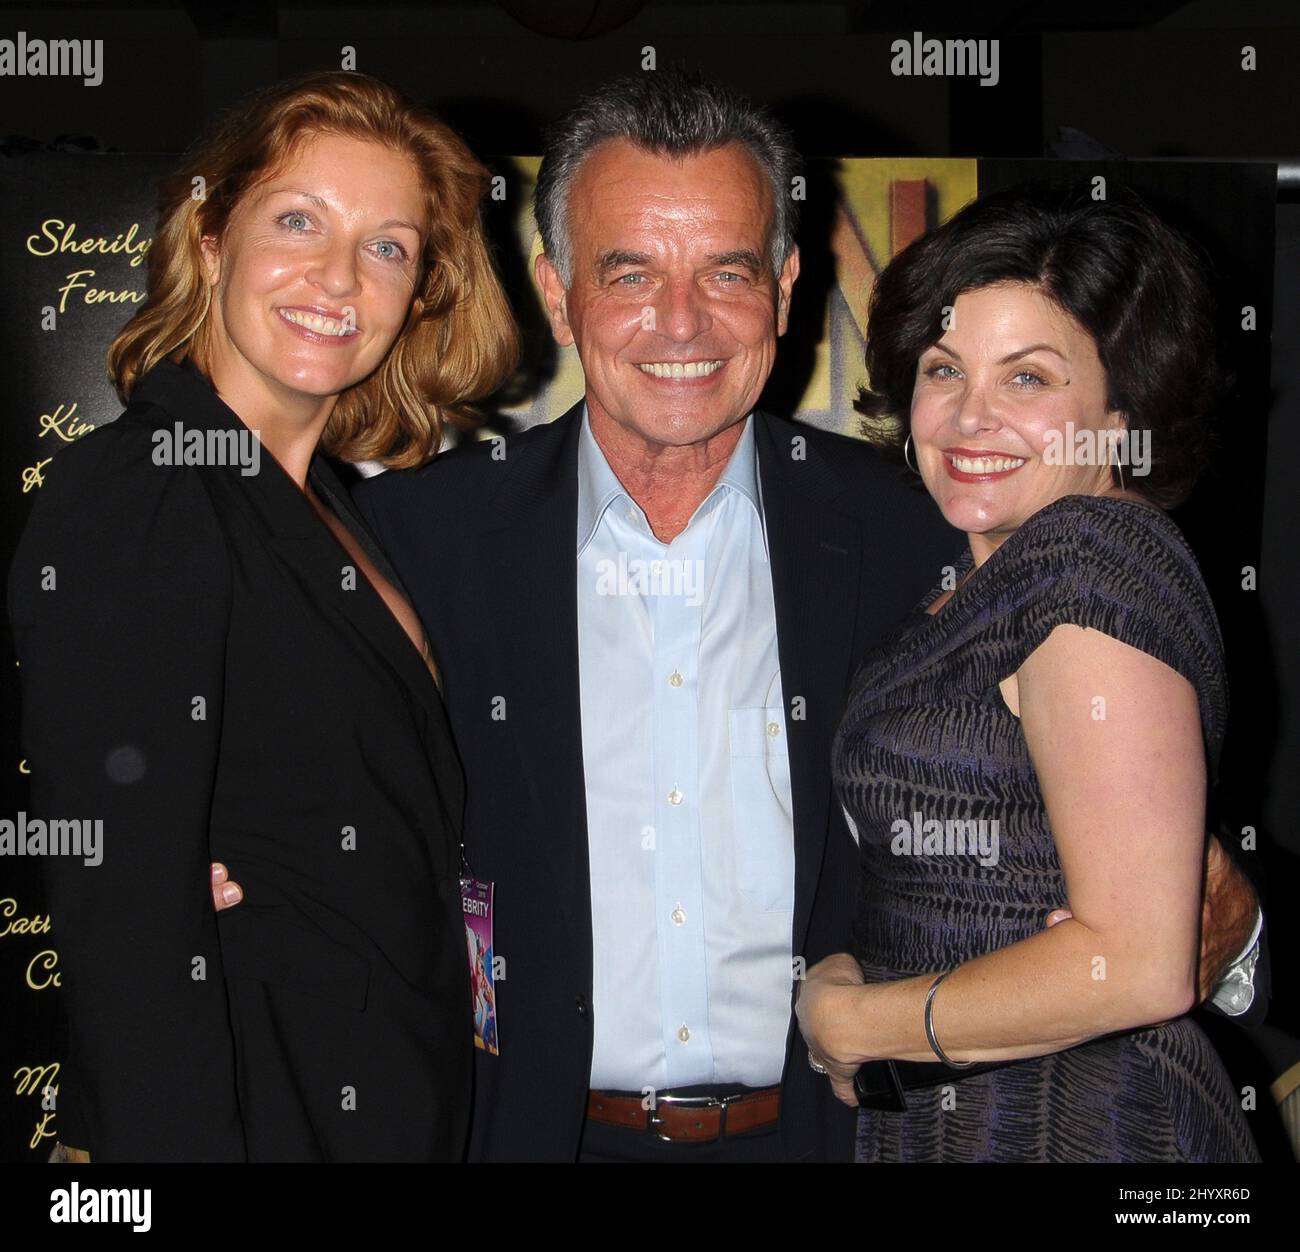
[856,180,1225,509]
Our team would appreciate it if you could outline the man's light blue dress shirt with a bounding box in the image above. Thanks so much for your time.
[576,406,796,1092]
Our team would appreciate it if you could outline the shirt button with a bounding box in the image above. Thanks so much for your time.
[671,906,686,925]
[677,1025,691,1043]
[668,787,683,806]
[575,994,588,1016]
[767,721,781,738]
[668,670,683,688]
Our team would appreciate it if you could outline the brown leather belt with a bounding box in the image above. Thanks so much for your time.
[587,1087,780,1142]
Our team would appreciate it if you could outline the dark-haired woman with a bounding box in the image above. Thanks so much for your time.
[8,71,518,1160]
[795,183,1260,1162]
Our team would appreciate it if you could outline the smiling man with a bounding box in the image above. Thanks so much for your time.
[347,72,964,1162]
[227,71,1259,1163]
[532,135,792,533]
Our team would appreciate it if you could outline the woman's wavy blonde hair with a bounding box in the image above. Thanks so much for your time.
[108,69,519,467]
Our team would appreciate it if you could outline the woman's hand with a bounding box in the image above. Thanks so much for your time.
[794,953,872,1107]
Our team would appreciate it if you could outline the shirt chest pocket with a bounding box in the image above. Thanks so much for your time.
[728,706,795,912]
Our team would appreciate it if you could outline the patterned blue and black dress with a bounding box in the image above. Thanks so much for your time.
[832,493,1260,1162]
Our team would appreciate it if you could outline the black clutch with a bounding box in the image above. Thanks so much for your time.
[854,1057,1016,1111]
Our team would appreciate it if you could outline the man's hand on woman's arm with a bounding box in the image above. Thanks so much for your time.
[1045,833,1260,1005]
[211,862,243,911]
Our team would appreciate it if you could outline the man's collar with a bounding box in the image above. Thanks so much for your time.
[575,402,766,557]
[576,402,628,556]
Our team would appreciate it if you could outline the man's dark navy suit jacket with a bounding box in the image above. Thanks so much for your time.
[354,402,960,1161]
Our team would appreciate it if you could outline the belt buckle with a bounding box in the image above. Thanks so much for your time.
[647,1091,738,1143]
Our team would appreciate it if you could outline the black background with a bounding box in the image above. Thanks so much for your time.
[1,0,1297,1164]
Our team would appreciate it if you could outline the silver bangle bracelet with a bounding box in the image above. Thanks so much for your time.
[924,970,974,1068]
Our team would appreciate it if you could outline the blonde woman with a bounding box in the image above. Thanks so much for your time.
[9,70,517,1161]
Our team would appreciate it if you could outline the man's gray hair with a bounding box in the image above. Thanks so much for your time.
[534,70,801,286]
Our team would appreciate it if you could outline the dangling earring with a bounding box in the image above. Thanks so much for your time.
[904,433,919,475]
